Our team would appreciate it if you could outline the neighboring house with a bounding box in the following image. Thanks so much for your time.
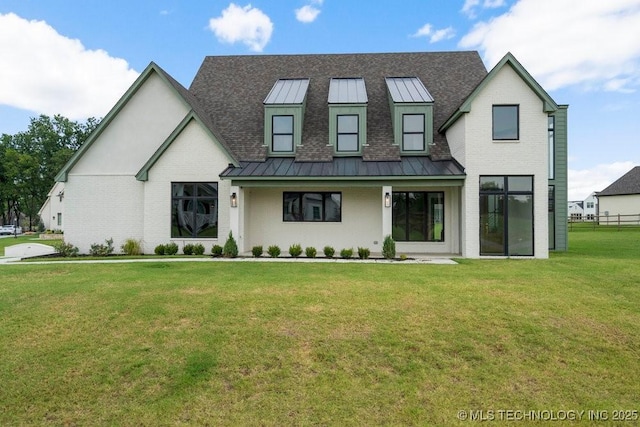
[55,51,568,258]
[583,192,597,221]
[38,181,65,231]
[597,166,640,225]
[568,201,583,221]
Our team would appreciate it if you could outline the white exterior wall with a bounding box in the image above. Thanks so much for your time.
[245,187,383,253]
[599,195,640,224]
[71,73,188,175]
[64,71,190,254]
[449,65,549,258]
[143,120,233,253]
[64,176,144,253]
[39,182,65,231]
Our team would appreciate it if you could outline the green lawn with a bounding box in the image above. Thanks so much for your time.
[1,229,639,425]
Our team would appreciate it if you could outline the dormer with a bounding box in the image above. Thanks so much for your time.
[385,77,434,155]
[328,78,367,156]
[263,78,309,156]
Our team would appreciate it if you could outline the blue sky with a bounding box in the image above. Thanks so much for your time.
[1,0,639,200]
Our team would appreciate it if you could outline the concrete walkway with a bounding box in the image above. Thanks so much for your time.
[0,254,457,265]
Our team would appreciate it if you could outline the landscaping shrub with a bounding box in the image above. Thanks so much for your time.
[323,245,335,258]
[289,243,302,258]
[382,235,396,259]
[154,244,166,255]
[267,245,281,258]
[340,248,354,259]
[305,246,317,258]
[223,231,238,258]
[89,238,114,256]
[211,244,223,257]
[183,243,195,255]
[193,243,205,255]
[252,245,263,258]
[165,242,179,255]
[357,247,370,259]
[53,241,79,257]
[121,238,142,256]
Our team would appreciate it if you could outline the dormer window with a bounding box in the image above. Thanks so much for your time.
[328,78,367,155]
[385,77,434,155]
[264,79,309,156]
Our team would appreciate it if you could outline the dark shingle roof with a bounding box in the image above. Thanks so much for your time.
[598,166,640,196]
[189,52,487,162]
[221,157,465,179]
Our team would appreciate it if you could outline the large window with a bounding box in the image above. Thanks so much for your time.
[480,176,533,256]
[283,192,341,222]
[337,115,359,152]
[493,105,519,140]
[402,114,425,151]
[392,192,444,242]
[272,115,294,152]
[171,183,218,238]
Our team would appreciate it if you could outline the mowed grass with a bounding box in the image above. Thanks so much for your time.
[1,230,639,425]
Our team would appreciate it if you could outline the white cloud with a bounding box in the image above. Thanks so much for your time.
[208,3,273,52]
[295,5,321,23]
[462,0,506,18]
[459,0,640,92]
[568,161,636,200]
[412,24,455,43]
[0,13,139,120]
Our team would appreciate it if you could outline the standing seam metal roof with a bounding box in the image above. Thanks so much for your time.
[328,78,368,103]
[385,77,434,103]
[264,79,310,104]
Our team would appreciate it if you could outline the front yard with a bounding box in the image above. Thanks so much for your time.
[1,229,639,425]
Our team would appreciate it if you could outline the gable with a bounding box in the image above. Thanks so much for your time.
[56,63,191,181]
[440,53,558,132]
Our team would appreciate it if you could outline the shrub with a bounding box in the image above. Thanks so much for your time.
[340,248,354,259]
[211,244,223,257]
[252,245,263,257]
[357,247,370,259]
[193,243,205,256]
[267,245,281,258]
[289,243,302,258]
[154,244,166,255]
[305,246,317,258]
[54,241,79,257]
[382,235,396,259]
[399,254,408,261]
[165,242,179,255]
[121,238,142,256]
[89,238,114,256]
[223,231,238,258]
[183,243,195,255]
[323,245,335,258]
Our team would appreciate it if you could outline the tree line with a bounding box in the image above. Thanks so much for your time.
[0,115,99,230]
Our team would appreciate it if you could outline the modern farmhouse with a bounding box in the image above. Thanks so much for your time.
[54,51,568,257]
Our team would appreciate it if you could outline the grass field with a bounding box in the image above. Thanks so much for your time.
[1,229,639,425]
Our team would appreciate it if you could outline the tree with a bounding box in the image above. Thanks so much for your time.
[0,115,99,229]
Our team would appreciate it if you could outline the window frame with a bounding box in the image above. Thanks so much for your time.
[282,192,342,222]
[548,115,555,179]
[392,191,445,242]
[492,105,520,141]
[336,114,360,153]
[479,175,534,256]
[171,182,219,239]
[271,114,294,153]
[402,113,426,152]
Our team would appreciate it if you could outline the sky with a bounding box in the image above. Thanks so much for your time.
[1,0,639,201]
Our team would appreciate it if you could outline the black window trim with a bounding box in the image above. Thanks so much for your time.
[283,191,342,222]
[392,191,445,242]
[336,114,359,152]
[272,114,294,153]
[171,182,219,239]
[402,113,426,152]
[492,104,520,141]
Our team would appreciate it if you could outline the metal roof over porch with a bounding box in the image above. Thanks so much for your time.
[220,156,465,180]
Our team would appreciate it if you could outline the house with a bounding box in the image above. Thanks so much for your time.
[54,51,568,258]
[568,192,598,222]
[38,181,65,231]
[568,201,583,221]
[597,166,640,225]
